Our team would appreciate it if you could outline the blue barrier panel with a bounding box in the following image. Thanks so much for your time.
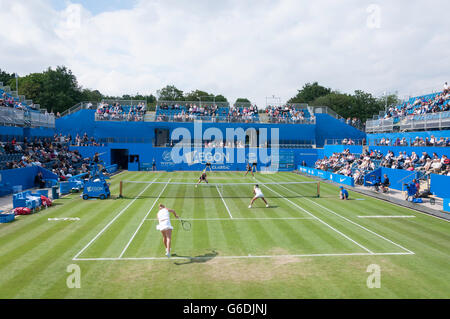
[297,166,354,186]
[38,167,59,181]
[329,173,354,187]
[443,198,450,213]
[430,174,450,198]
[105,164,118,173]
[316,169,330,180]
[381,167,418,191]
[0,167,39,195]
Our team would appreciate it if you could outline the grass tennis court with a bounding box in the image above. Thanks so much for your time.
[1,171,449,298]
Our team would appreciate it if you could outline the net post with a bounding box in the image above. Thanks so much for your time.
[317,182,320,198]
[119,181,123,198]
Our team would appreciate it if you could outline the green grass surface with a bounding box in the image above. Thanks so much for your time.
[0,171,449,298]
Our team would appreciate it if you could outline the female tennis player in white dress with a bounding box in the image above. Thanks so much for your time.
[249,184,269,208]
[156,204,179,258]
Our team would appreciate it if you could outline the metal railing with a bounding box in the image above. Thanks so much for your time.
[155,140,316,148]
[95,113,145,122]
[369,137,450,147]
[366,110,450,133]
[325,139,365,145]
[101,99,147,107]
[0,106,55,128]
[60,101,97,117]
[266,117,316,125]
[157,100,230,108]
[152,114,260,123]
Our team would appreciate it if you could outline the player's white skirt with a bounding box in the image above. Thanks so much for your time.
[254,193,264,199]
[156,220,173,231]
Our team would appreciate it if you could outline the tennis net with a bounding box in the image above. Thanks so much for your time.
[119,180,320,199]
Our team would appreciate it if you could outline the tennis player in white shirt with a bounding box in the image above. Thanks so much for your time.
[248,184,269,208]
[156,204,179,258]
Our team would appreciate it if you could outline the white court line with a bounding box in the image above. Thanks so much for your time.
[144,217,315,221]
[72,178,157,260]
[358,216,416,219]
[118,178,172,258]
[259,181,374,254]
[73,251,414,262]
[216,185,233,219]
[265,176,415,255]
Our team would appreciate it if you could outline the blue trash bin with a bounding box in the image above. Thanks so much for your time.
[52,186,59,200]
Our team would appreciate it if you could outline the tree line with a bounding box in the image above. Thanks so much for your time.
[1,66,398,121]
[288,82,400,122]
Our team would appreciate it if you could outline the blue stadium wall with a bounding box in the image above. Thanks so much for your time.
[70,144,319,171]
[56,110,318,144]
[1,109,367,172]
[314,114,366,147]
[0,125,55,141]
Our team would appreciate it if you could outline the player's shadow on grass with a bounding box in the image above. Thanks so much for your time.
[252,205,279,209]
[172,250,218,266]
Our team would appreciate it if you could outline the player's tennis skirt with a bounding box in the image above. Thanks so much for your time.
[156,220,173,231]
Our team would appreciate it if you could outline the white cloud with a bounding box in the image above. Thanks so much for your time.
[0,0,449,106]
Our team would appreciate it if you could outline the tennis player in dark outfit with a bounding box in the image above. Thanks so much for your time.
[195,171,209,187]
[244,163,254,177]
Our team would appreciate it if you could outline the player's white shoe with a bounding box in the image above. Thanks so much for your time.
[248,205,252,208]
[266,204,269,208]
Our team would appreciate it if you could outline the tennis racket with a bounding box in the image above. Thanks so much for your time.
[180,218,191,231]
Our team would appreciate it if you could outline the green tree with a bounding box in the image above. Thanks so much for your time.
[288,82,331,104]
[214,94,228,102]
[80,89,103,102]
[0,69,15,86]
[235,98,251,103]
[311,92,356,118]
[156,85,184,101]
[310,90,391,122]
[10,66,82,113]
[184,90,211,102]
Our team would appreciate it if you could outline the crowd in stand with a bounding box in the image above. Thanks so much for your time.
[228,105,258,122]
[345,117,363,129]
[0,133,104,178]
[96,102,146,121]
[156,103,259,122]
[1,92,38,111]
[265,105,312,123]
[0,135,93,181]
[379,150,450,175]
[338,138,361,145]
[314,148,450,186]
[157,103,220,122]
[383,82,450,119]
[71,133,103,146]
[374,136,450,147]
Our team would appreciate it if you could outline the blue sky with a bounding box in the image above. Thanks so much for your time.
[51,0,136,15]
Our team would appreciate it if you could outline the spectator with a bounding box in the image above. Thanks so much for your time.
[380,174,390,193]
[34,171,45,188]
